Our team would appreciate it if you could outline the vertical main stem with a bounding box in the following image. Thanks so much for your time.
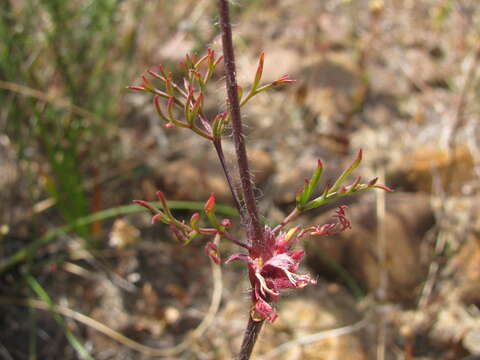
[238,317,264,360]
[217,1,265,359]
[217,0,264,252]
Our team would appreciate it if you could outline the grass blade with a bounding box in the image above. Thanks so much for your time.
[25,275,96,360]
[0,201,238,274]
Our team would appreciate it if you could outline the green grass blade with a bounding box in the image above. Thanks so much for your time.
[0,201,238,273]
[25,275,96,360]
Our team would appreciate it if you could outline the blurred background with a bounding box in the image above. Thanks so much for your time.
[1,0,480,359]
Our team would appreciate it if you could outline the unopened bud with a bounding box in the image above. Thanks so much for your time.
[272,74,296,85]
[368,177,379,186]
[205,241,221,264]
[133,199,157,213]
[141,75,154,91]
[126,85,146,91]
[204,193,216,213]
[373,184,394,192]
[190,212,200,229]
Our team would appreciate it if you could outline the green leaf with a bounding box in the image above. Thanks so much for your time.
[25,275,96,360]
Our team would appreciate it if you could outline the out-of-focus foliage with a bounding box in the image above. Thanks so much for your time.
[0,0,142,234]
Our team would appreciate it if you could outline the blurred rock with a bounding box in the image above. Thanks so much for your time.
[393,198,480,358]
[109,218,140,249]
[388,144,475,194]
[158,33,195,62]
[368,62,410,97]
[160,146,275,202]
[272,146,345,205]
[463,329,480,355]
[300,55,363,127]
[88,278,131,354]
[305,192,435,302]
[426,277,480,357]
[237,47,301,86]
[256,289,367,360]
[403,48,445,87]
[449,231,480,284]
[452,230,480,355]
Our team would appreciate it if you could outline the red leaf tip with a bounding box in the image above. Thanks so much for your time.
[204,193,216,212]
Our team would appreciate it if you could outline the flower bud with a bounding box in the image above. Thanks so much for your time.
[147,69,163,80]
[204,193,216,213]
[141,75,154,91]
[272,74,296,85]
[126,85,146,91]
[205,241,221,264]
[165,73,174,96]
[351,176,362,191]
[368,177,378,186]
[156,191,173,218]
[190,92,203,122]
[158,64,167,78]
[221,218,232,228]
[132,199,158,213]
[373,184,394,192]
[170,224,187,244]
[212,112,227,139]
[190,212,200,229]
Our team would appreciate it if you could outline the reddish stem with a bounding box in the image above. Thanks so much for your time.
[212,139,243,216]
[273,207,301,233]
[217,1,265,359]
[217,0,264,254]
[238,317,264,360]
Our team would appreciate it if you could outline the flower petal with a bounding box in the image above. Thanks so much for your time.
[225,253,253,265]
[252,285,278,322]
[255,271,279,298]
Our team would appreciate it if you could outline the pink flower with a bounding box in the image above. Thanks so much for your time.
[226,227,316,323]
[302,205,351,236]
[226,206,352,323]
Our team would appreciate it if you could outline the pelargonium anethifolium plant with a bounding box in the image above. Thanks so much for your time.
[129,1,392,358]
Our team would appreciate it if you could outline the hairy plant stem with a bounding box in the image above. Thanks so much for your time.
[218,1,266,359]
[273,207,301,233]
[238,317,264,360]
[217,0,264,254]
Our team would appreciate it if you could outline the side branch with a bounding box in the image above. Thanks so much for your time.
[213,140,244,217]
